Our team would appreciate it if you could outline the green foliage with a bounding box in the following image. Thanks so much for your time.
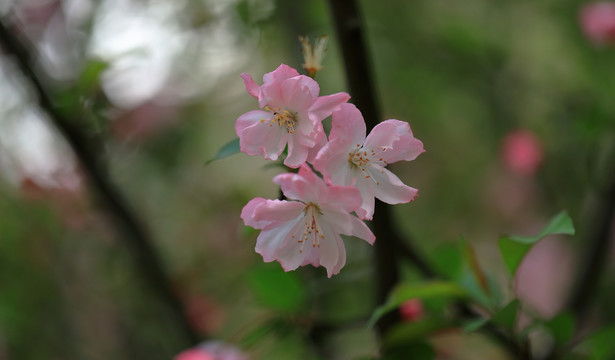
[382,340,435,360]
[206,138,241,165]
[491,299,520,330]
[77,59,109,94]
[498,211,575,276]
[383,318,448,349]
[545,312,575,346]
[368,281,466,328]
[464,299,520,333]
[248,264,307,313]
[574,326,615,360]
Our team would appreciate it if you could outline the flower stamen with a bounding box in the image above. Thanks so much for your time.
[264,106,297,134]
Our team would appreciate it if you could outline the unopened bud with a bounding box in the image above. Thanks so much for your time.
[299,35,328,78]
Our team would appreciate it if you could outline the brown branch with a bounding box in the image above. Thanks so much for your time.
[0,18,199,347]
[326,1,529,357]
[327,0,399,336]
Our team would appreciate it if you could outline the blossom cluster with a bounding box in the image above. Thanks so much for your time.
[236,64,424,277]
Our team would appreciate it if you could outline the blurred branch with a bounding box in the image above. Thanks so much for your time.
[569,170,615,318]
[0,18,199,347]
[542,150,615,360]
[327,0,399,336]
[327,1,530,357]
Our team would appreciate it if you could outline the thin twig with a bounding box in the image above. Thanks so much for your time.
[0,18,199,347]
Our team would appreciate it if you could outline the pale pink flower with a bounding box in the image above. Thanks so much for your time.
[236,64,350,168]
[175,341,249,360]
[501,130,543,177]
[313,103,424,220]
[241,164,375,277]
[580,2,615,45]
[175,349,215,360]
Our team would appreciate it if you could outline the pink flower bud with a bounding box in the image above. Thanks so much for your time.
[501,130,543,177]
[580,2,615,45]
[399,298,423,322]
[174,349,215,360]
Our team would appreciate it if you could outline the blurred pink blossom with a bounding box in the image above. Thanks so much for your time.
[313,103,423,220]
[175,349,215,360]
[236,64,349,168]
[175,341,249,360]
[501,130,543,177]
[516,237,574,319]
[399,298,424,322]
[241,164,375,277]
[580,2,615,45]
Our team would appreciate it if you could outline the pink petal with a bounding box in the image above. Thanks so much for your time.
[273,222,309,272]
[319,207,374,245]
[309,92,351,121]
[375,120,424,163]
[258,82,284,109]
[284,136,310,168]
[237,120,285,160]
[235,110,272,136]
[249,199,305,230]
[273,166,322,203]
[363,121,401,151]
[174,349,215,360]
[371,165,418,204]
[256,219,301,263]
[240,73,260,99]
[321,184,362,213]
[317,220,343,277]
[241,197,269,229]
[306,131,328,165]
[353,178,375,220]
[328,103,366,148]
[281,77,316,112]
[348,215,375,245]
[313,139,353,185]
[295,113,320,147]
[262,64,300,85]
[296,75,320,99]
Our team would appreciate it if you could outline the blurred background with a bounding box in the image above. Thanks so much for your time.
[0,0,614,359]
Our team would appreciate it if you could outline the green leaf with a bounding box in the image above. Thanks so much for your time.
[368,281,466,328]
[431,243,463,279]
[78,59,109,93]
[499,211,574,275]
[248,265,306,312]
[206,138,240,165]
[491,299,520,330]
[463,318,488,332]
[585,326,615,360]
[465,300,520,334]
[545,312,575,346]
[382,340,435,360]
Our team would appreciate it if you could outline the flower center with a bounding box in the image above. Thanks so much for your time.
[291,202,324,254]
[262,106,297,134]
[348,144,388,185]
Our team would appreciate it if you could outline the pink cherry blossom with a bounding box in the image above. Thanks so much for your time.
[313,103,424,220]
[501,130,543,177]
[174,348,214,360]
[236,64,350,168]
[175,341,249,360]
[580,2,615,45]
[241,164,375,277]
